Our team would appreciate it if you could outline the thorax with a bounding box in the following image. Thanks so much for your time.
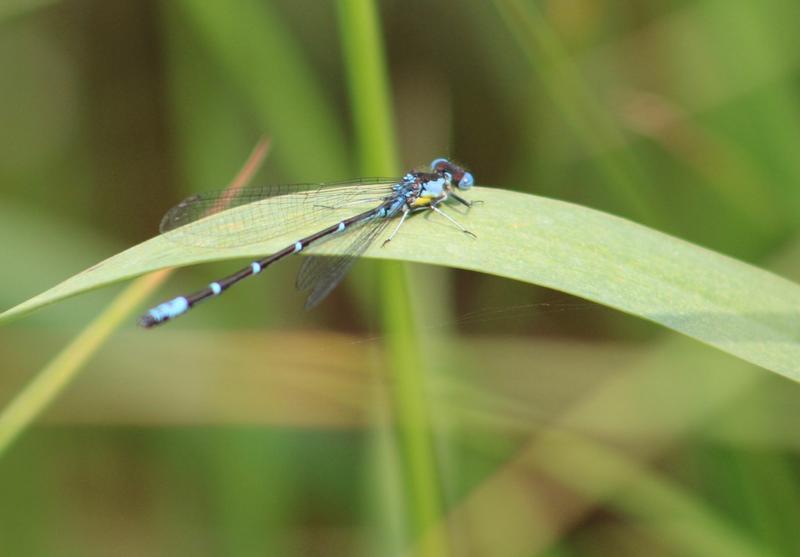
[391,172,448,210]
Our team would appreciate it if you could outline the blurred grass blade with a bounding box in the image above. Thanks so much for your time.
[337,0,398,175]
[0,0,57,22]
[423,429,773,557]
[174,0,348,179]
[0,140,271,459]
[0,271,169,458]
[492,0,657,222]
[337,0,446,553]
[535,431,777,557]
[3,189,800,381]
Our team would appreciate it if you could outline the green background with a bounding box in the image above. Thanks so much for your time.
[2,0,800,555]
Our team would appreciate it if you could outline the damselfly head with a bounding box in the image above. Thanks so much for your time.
[430,158,474,190]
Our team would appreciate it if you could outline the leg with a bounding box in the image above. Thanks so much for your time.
[450,193,471,208]
[430,206,477,238]
[382,208,410,247]
[450,193,483,209]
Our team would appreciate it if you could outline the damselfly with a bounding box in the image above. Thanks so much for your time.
[139,158,476,328]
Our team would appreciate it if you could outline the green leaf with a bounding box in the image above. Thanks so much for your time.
[3,188,799,380]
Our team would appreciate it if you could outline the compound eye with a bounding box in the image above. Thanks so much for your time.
[458,172,474,189]
[430,157,450,171]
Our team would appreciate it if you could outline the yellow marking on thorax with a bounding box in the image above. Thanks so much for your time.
[410,193,437,208]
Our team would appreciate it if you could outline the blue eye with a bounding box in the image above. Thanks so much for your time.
[430,157,449,170]
[458,172,474,189]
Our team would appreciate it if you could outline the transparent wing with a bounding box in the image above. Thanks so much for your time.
[158,178,399,248]
[296,215,392,310]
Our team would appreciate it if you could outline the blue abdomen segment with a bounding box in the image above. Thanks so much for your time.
[140,296,189,327]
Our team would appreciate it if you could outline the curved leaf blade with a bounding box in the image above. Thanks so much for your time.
[3,188,799,379]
